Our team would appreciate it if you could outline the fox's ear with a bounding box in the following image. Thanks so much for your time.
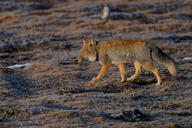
[90,39,96,46]
[83,38,86,45]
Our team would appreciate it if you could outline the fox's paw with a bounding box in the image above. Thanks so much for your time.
[126,78,134,82]
[120,79,126,83]
[88,77,99,86]
[155,82,161,86]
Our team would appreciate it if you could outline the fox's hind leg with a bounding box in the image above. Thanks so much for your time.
[118,64,126,82]
[127,61,141,82]
[140,62,162,86]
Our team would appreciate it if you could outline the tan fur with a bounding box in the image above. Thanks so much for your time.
[77,39,177,86]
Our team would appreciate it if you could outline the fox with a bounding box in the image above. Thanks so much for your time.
[76,39,177,86]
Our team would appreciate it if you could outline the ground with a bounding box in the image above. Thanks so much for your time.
[0,0,192,128]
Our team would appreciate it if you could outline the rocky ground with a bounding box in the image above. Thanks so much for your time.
[0,0,192,127]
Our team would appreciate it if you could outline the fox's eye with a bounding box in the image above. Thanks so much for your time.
[84,50,88,55]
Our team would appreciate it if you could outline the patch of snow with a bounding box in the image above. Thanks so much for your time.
[6,63,32,69]
[183,57,192,60]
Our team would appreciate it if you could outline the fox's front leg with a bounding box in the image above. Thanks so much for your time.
[88,64,111,85]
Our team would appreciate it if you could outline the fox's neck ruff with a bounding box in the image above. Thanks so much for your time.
[96,51,99,61]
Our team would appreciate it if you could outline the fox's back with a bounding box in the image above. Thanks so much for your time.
[98,39,145,50]
[97,40,149,64]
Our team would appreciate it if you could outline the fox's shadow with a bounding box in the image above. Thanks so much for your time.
[82,78,156,93]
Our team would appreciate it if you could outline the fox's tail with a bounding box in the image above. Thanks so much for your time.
[148,43,177,76]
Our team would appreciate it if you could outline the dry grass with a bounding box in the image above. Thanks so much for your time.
[166,123,178,128]
[0,14,18,24]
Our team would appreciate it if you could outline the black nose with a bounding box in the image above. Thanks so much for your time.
[75,60,78,63]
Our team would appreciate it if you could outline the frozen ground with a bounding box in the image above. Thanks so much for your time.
[0,0,192,127]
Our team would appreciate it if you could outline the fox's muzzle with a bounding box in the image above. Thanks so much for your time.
[76,56,83,64]
[77,59,82,64]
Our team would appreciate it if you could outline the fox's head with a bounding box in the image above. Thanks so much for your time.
[77,39,97,63]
